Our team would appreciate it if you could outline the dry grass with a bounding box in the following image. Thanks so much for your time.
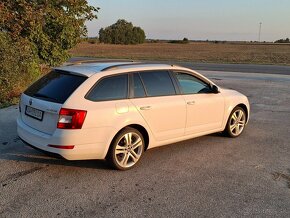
[70,42,290,65]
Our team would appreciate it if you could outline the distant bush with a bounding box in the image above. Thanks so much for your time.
[87,38,99,44]
[183,38,189,43]
[0,32,41,107]
[168,38,190,44]
[275,38,290,43]
[99,19,146,45]
[147,39,160,43]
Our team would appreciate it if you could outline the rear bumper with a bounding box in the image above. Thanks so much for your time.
[20,137,64,159]
[17,116,110,160]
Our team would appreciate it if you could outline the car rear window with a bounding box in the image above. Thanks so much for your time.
[24,70,87,104]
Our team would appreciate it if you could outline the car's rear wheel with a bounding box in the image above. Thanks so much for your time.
[107,127,144,170]
[224,106,246,138]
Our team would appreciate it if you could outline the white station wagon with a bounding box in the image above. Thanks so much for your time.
[17,62,250,170]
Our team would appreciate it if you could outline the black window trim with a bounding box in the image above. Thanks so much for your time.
[129,72,148,99]
[171,70,215,95]
[54,69,89,78]
[85,73,130,102]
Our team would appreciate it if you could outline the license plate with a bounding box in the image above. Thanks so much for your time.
[25,106,44,121]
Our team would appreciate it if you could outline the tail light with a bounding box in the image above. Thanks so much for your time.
[57,108,87,129]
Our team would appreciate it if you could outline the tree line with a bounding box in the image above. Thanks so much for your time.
[275,38,290,43]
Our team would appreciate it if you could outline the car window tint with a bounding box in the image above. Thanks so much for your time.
[133,73,146,98]
[139,71,176,97]
[175,73,211,94]
[87,74,128,101]
[24,70,87,104]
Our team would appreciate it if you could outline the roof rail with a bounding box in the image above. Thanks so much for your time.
[101,62,179,71]
[101,62,145,71]
[65,59,135,66]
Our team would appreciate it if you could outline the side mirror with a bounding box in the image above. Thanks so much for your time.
[211,84,220,94]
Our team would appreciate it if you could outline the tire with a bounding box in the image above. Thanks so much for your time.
[107,127,145,170]
[224,106,247,138]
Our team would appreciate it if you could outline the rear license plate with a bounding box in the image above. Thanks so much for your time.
[25,106,44,121]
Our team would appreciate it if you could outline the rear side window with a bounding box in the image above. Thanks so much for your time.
[86,74,128,101]
[24,70,87,104]
[139,71,176,97]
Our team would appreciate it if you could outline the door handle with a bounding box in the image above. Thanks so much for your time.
[187,101,195,105]
[140,106,152,110]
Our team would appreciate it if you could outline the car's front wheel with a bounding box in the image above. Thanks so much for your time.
[107,127,144,170]
[224,106,247,138]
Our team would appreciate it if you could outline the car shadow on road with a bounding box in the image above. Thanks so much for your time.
[0,132,228,171]
[1,153,111,170]
[0,145,112,170]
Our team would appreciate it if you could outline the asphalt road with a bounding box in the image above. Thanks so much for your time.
[69,57,290,75]
[1,70,290,217]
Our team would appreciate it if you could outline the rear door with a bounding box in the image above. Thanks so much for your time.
[130,71,186,141]
[173,71,225,135]
[20,70,87,135]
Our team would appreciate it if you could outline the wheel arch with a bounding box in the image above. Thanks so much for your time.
[127,124,150,151]
[107,124,150,157]
[223,102,250,131]
[236,103,249,123]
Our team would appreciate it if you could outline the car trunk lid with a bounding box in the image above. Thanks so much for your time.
[20,94,62,135]
[20,70,87,135]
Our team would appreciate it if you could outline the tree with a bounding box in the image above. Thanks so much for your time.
[274,38,290,43]
[99,19,146,45]
[0,1,98,106]
[0,32,40,105]
[0,0,99,66]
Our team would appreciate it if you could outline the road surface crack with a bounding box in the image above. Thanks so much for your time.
[272,171,290,189]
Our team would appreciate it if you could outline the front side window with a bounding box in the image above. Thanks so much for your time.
[86,74,128,101]
[139,71,176,97]
[175,72,212,94]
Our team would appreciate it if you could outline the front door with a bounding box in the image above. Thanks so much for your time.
[173,72,224,135]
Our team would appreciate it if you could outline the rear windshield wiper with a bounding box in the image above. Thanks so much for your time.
[33,93,60,103]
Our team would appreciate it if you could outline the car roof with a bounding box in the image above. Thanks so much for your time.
[54,62,178,77]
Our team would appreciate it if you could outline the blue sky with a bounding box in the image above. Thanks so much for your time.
[87,0,290,41]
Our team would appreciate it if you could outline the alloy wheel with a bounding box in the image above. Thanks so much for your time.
[229,109,246,136]
[114,132,143,169]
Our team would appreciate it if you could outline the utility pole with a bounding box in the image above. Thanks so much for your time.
[259,22,262,42]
